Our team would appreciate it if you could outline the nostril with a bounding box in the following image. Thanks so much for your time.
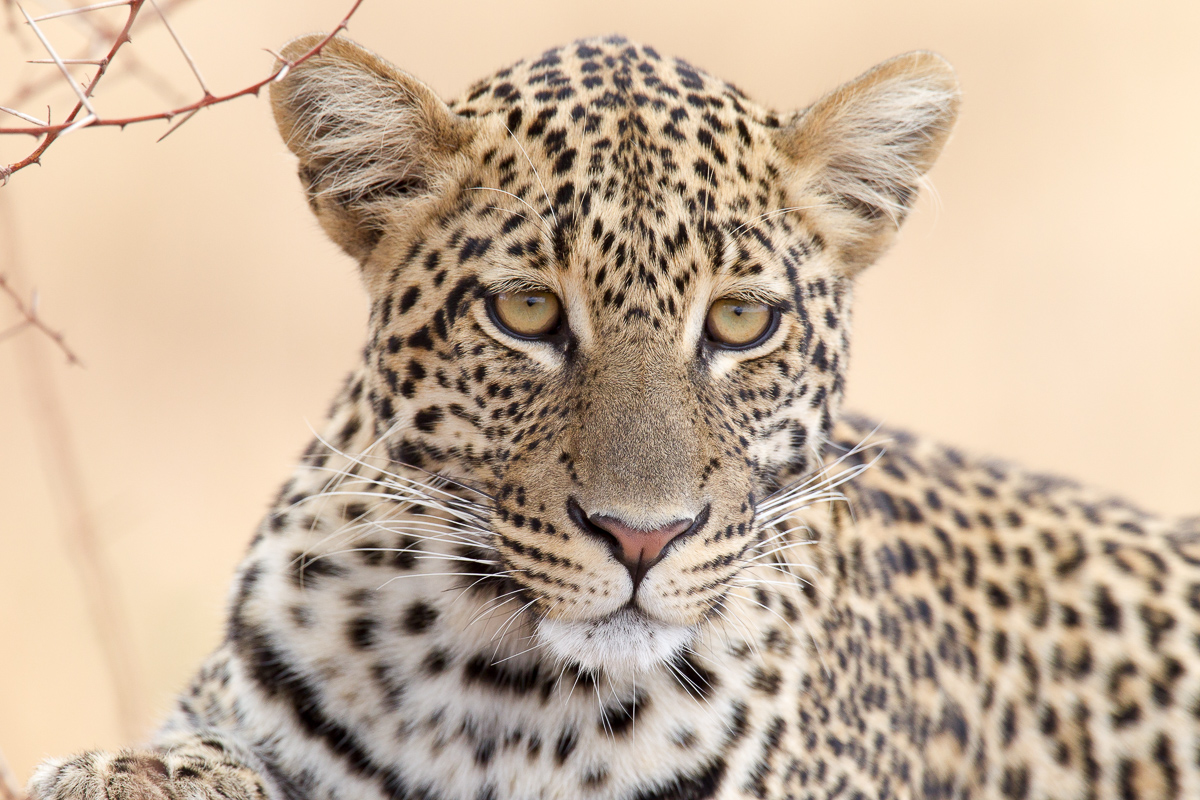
[589,514,693,567]
[566,498,709,589]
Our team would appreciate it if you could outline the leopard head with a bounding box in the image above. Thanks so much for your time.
[271,35,959,678]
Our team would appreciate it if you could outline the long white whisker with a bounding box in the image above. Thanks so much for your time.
[374,571,515,591]
[730,205,823,236]
[502,123,558,227]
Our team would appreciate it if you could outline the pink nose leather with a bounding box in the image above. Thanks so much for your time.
[588,515,694,569]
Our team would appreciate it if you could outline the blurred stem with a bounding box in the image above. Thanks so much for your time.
[0,194,145,743]
[0,744,23,800]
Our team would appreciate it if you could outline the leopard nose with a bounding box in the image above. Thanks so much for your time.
[568,499,708,589]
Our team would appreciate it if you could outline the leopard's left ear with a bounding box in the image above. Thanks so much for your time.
[271,35,480,263]
[774,52,960,275]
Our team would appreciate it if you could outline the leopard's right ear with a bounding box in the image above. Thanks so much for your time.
[270,35,479,262]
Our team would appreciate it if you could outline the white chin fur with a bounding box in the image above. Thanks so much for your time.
[536,608,696,681]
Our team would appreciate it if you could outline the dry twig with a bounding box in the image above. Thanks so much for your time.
[2,193,144,746]
[1,0,364,183]
[0,273,81,365]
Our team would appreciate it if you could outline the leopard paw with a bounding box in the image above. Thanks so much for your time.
[28,748,264,800]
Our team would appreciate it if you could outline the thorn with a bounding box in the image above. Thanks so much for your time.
[156,107,198,142]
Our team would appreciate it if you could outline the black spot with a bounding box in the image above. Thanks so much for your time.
[288,555,347,589]
[414,406,444,433]
[408,327,435,350]
[669,652,717,699]
[629,757,726,800]
[1096,585,1122,630]
[347,616,377,649]
[554,182,575,208]
[553,148,577,176]
[599,692,647,736]
[423,648,450,674]
[402,600,438,634]
[554,728,577,764]
[398,286,420,313]
[464,654,545,696]
[459,237,492,263]
[986,582,1011,609]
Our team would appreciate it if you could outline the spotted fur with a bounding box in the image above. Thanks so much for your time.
[30,35,1200,800]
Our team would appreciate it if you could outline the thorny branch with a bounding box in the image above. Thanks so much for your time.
[2,0,363,356]
[1,0,365,183]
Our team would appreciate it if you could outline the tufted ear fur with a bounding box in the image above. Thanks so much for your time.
[271,35,479,262]
[774,52,960,275]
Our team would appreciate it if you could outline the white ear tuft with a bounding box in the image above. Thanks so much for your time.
[270,35,478,261]
[775,51,961,273]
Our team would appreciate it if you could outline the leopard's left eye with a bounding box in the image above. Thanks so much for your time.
[705,298,777,349]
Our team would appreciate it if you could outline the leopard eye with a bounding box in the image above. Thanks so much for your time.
[489,290,563,339]
[705,298,776,349]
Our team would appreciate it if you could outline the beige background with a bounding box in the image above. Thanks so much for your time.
[2,0,1197,783]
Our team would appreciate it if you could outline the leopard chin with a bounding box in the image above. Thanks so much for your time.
[536,607,698,681]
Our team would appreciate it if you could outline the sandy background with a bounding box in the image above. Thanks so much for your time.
[1,0,1197,782]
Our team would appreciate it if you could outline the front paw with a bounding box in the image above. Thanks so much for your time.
[28,749,262,800]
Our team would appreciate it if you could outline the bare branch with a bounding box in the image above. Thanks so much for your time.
[26,58,108,64]
[0,104,47,125]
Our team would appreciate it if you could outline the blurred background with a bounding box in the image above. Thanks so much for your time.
[1,0,1197,783]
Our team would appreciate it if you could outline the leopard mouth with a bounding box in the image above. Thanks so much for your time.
[535,606,697,679]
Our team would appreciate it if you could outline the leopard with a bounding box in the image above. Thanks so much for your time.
[28,32,1200,800]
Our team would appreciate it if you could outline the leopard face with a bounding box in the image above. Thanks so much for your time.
[270,34,958,678]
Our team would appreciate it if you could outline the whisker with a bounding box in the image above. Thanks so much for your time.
[730,205,823,236]
[502,123,559,227]
[374,570,517,591]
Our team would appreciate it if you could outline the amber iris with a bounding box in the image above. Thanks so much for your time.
[491,291,562,338]
[705,298,774,348]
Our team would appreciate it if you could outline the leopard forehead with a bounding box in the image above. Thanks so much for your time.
[372,35,820,327]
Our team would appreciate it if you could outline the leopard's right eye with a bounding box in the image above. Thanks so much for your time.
[705,298,777,349]
[488,290,563,339]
